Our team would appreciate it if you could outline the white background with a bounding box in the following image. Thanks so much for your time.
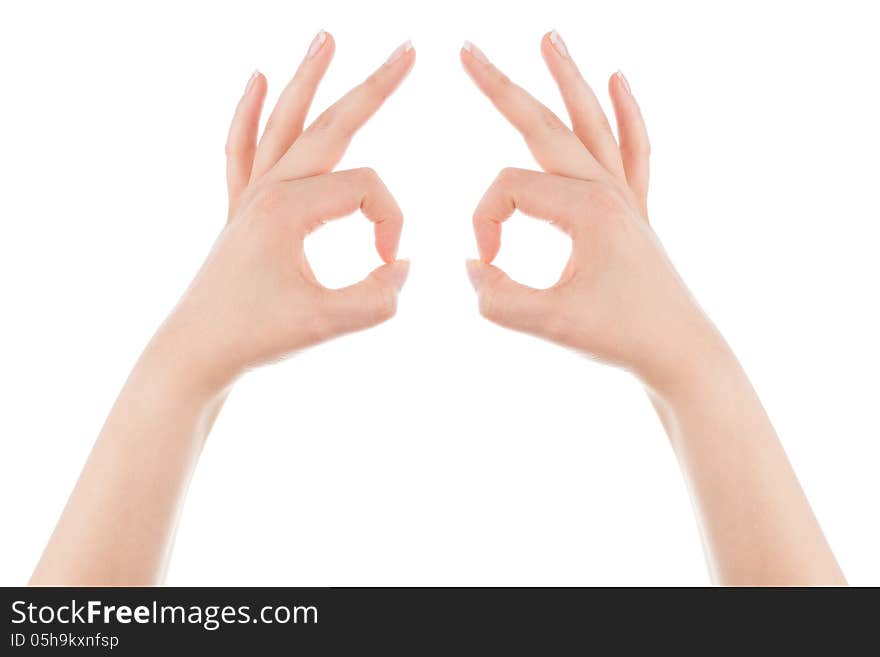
[1,0,878,586]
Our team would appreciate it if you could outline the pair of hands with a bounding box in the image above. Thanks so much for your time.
[170,30,713,397]
[34,31,845,587]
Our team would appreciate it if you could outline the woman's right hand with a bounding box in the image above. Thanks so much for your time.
[159,33,415,395]
[462,33,721,393]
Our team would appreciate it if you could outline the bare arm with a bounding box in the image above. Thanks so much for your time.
[648,337,844,585]
[30,330,227,585]
[461,31,844,585]
[31,32,414,585]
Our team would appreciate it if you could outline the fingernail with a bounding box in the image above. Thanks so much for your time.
[465,259,484,291]
[385,40,413,65]
[390,259,410,290]
[306,30,327,59]
[244,70,259,94]
[549,30,568,58]
[616,69,631,94]
[462,40,490,65]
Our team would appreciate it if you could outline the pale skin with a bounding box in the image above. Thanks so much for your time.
[30,32,415,585]
[31,31,844,587]
[461,32,845,585]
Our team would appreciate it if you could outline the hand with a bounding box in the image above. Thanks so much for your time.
[163,33,415,394]
[461,33,716,391]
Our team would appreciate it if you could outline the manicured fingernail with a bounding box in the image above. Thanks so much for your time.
[390,259,410,290]
[306,30,327,59]
[244,70,259,94]
[465,259,484,291]
[386,40,413,65]
[549,30,568,58]
[616,69,631,94]
[462,40,490,65]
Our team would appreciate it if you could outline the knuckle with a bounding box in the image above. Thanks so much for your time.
[355,166,380,185]
[363,71,383,95]
[251,184,287,218]
[309,109,335,134]
[539,107,567,133]
[310,108,354,142]
[519,108,565,141]
[496,167,522,187]
[487,73,513,102]
[595,187,624,217]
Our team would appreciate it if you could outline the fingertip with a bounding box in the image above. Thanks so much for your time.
[459,50,476,82]
[382,242,401,265]
[243,70,259,95]
[550,30,569,58]
[465,259,485,291]
[323,32,337,62]
[375,222,402,264]
[609,70,645,129]
[316,32,337,67]
[389,258,410,291]
[368,40,415,97]
[399,47,417,77]
[324,259,408,331]
[297,32,334,87]
[473,222,501,263]
[376,245,396,265]
[369,258,410,290]
[462,40,490,66]
[610,70,632,98]
[608,69,650,213]
[250,71,268,98]
[305,29,335,61]
[385,40,415,71]
[228,70,266,155]
[239,70,267,103]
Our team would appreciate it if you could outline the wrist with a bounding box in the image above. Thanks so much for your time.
[141,312,240,405]
[635,312,738,406]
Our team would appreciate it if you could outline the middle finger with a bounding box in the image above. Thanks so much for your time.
[460,40,604,181]
[250,30,336,180]
[270,40,416,181]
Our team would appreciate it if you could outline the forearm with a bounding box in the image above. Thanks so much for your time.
[30,35,412,585]
[30,324,229,585]
[647,329,845,585]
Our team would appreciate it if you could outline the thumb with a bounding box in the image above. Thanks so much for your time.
[466,259,555,335]
[322,259,410,334]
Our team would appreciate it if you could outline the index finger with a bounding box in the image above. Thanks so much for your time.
[279,168,403,263]
[473,168,600,262]
[460,41,603,181]
[270,41,416,181]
